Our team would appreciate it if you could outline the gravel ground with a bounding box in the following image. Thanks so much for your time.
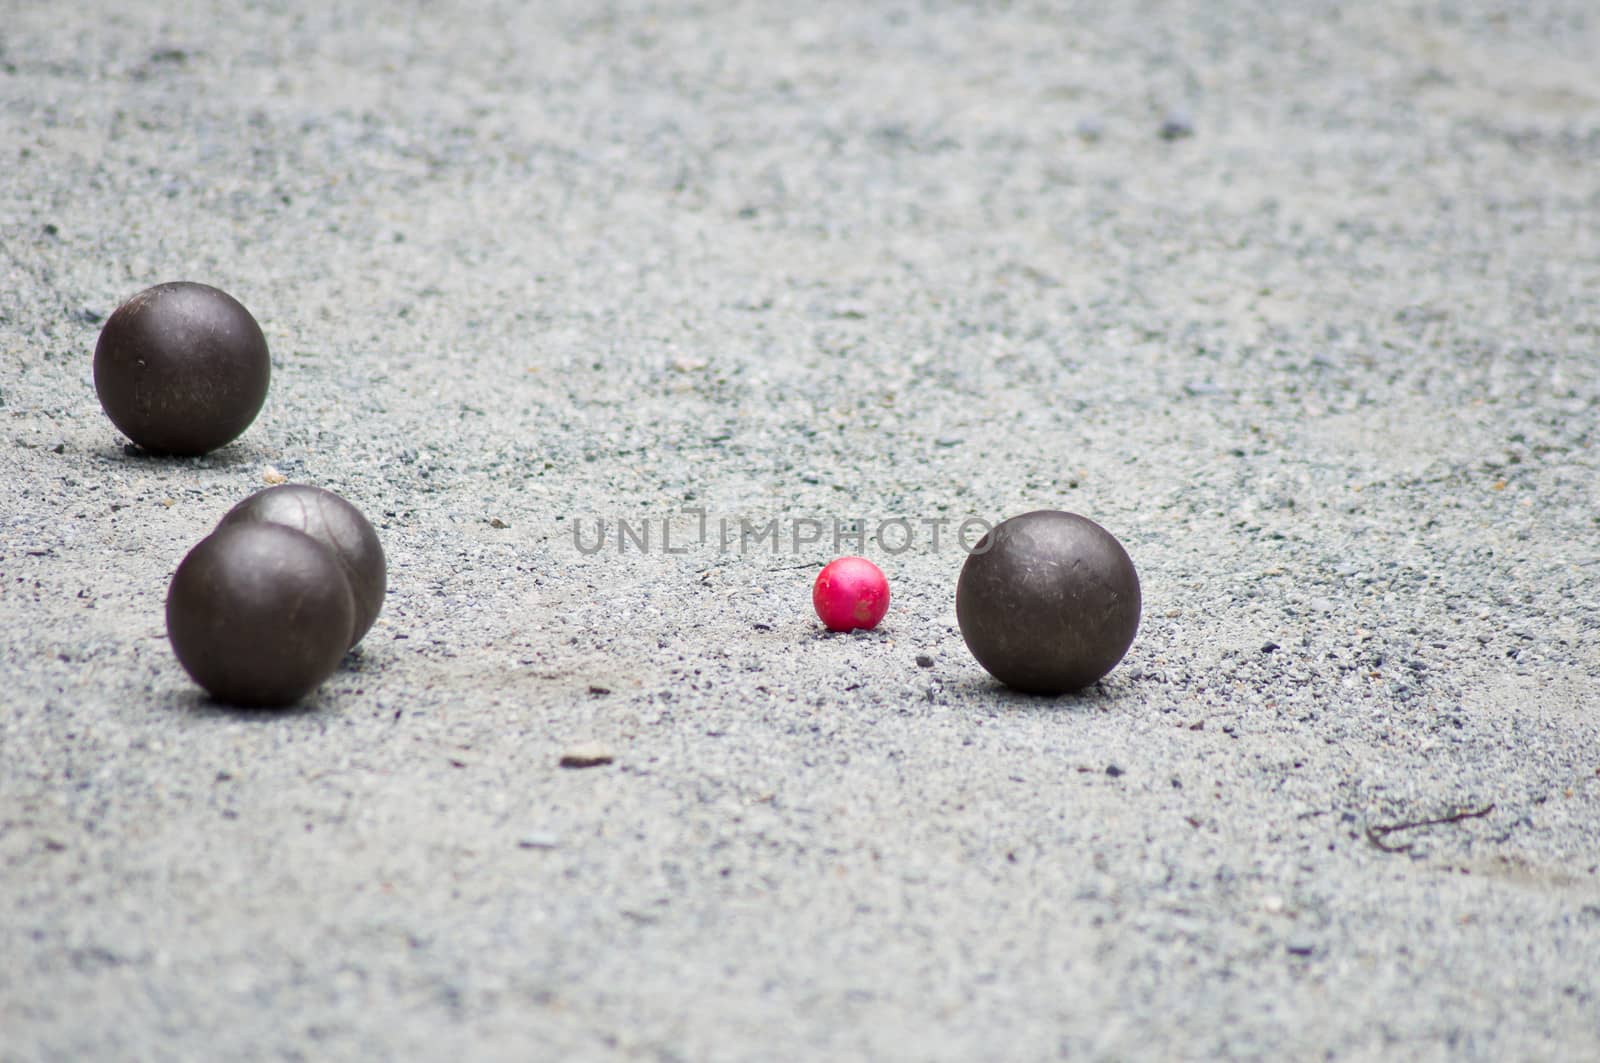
[3,1,1599,1059]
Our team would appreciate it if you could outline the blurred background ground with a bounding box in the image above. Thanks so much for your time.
[2,1,1598,1059]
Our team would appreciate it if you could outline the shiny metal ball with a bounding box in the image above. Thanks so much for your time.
[956,510,1141,693]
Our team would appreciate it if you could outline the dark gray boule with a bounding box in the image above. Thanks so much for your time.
[166,523,355,707]
[93,281,271,455]
[956,510,1141,694]
[216,484,387,648]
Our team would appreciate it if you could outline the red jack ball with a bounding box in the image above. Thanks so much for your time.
[813,557,890,632]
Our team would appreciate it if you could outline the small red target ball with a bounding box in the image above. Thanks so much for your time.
[813,557,890,632]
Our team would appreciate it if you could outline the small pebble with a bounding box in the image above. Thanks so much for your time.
[915,654,934,668]
[262,466,287,485]
[517,832,561,849]
[560,743,615,769]
[1106,764,1125,778]
[1159,110,1195,140]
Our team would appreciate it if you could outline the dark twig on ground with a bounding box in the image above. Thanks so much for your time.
[1365,804,1496,853]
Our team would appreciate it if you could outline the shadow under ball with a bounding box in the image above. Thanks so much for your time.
[956,510,1141,694]
[217,484,387,648]
[93,281,270,455]
[167,523,355,707]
